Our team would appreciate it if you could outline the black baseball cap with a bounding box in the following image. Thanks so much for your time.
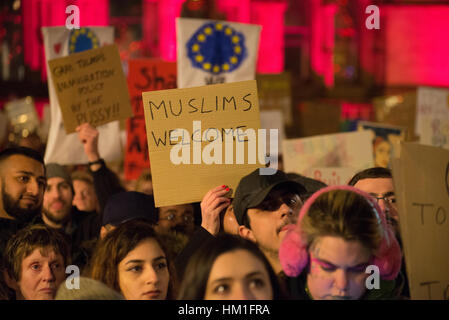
[233,169,307,225]
[286,173,327,199]
[102,191,157,226]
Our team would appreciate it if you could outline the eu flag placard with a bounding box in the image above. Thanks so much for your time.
[176,18,261,88]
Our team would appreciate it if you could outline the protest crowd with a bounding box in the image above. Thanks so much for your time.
[0,125,411,300]
[0,0,448,302]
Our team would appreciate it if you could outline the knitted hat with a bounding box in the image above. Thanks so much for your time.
[46,163,72,186]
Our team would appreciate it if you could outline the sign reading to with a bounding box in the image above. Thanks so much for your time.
[392,143,449,300]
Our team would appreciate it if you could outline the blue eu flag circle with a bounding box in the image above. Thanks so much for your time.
[186,22,247,75]
[68,27,100,54]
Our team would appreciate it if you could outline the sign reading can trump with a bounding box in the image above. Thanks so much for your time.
[142,80,274,207]
[48,44,133,134]
[43,26,122,165]
[392,143,449,300]
[176,18,261,88]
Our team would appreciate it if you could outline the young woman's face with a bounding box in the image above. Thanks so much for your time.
[118,238,170,300]
[204,249,273,300]
[306,236,372,300]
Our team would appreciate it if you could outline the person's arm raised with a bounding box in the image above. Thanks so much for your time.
[76,123,101,172]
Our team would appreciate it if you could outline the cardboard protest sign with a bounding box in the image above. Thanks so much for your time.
[43,26,122,165]
[125,59,177,180]
[392,143,449,300]
[142,80,264,207]
[416,87,449,149]
[357,121,406,168]
[48,44,132,134]
[176,18,261,88]
[282,131,374,176]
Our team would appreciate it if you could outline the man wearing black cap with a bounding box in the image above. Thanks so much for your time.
[234,169,307,275]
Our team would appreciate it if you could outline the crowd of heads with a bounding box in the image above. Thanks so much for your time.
[0,139,407,300]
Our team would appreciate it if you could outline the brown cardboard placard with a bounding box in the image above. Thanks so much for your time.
[48,44,133,133]
[392,143,449,300]
[142,80,263,207]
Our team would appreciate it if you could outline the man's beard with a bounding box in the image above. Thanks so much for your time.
[2,188,41,224]
[42,205,71,226]
[171,224,193,236]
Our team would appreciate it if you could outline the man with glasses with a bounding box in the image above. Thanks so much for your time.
[348,167,410,298]
[348,167,398,227]
[157,204,196,237]
[233,169,307,275]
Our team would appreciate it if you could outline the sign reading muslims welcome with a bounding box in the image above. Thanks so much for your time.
[48,44,132,133]
[142,80,265,207]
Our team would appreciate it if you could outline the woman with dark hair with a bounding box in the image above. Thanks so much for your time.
[89,219,177,300]
[279,185,403,300]
[178,234,283,300]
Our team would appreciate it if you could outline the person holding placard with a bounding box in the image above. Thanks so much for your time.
[233,169,307,277]
[75,123,126,214]
[279,186,403,300]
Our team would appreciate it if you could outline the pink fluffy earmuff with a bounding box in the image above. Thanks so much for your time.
[279,185,402,280]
